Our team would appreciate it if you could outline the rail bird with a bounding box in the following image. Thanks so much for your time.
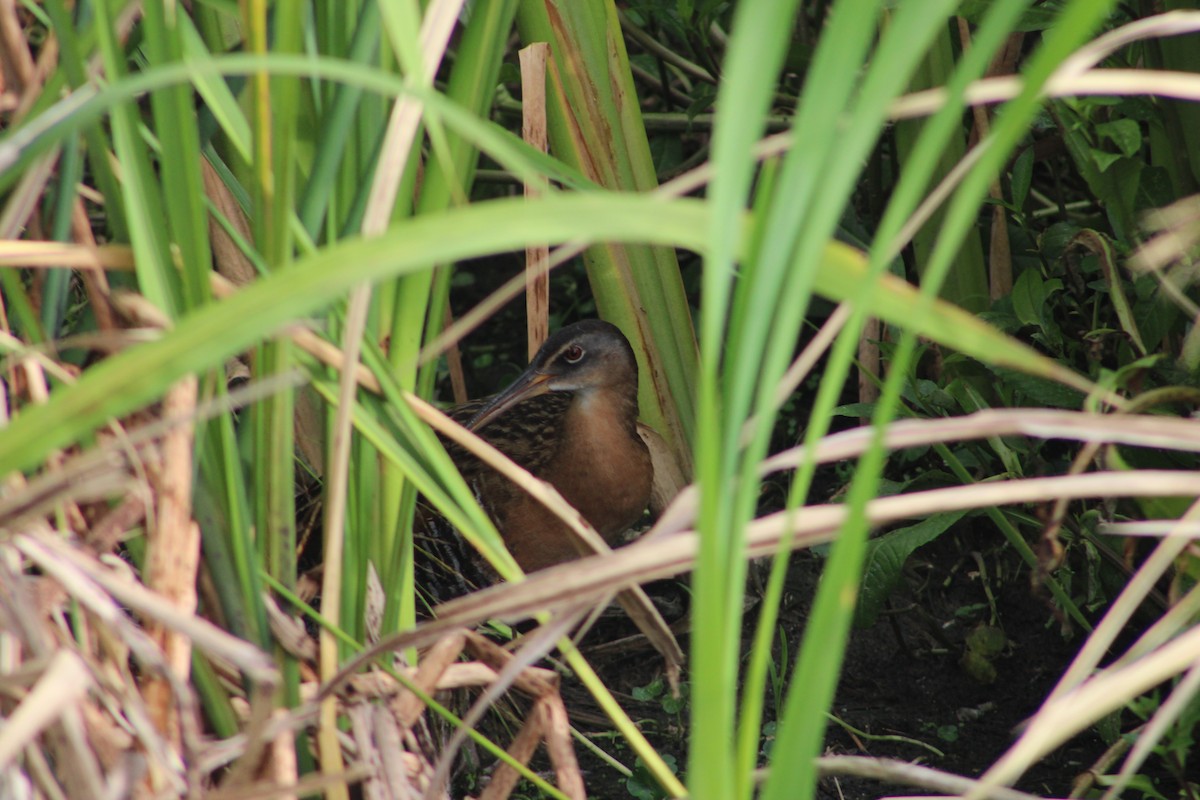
[418,320,653,595]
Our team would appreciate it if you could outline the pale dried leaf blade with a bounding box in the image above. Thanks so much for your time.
[294,385,328,477]
[427,622,576,798]
[346,471,1200,643]
[638,422,685,516]
[264,593,319,662]
[348,703,387,800]
[393,630,467,729]
[372,703,416,798]
[0,650,92,769]
[520,41,552,358]
[142,374,201,745]
[478,710,544,800]
[19,533,279,684]
[539,695,586,800]
[365,561,386,646]
[202,156,257,287]
[268,711,300,800]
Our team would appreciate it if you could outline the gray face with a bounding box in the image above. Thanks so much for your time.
[537,322,639,394]
[466,320,639,432]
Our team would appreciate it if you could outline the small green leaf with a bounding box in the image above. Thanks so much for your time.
[1094,709,1123,746]
[496,62,521,85]
[1094,774,1170,800]
[937,724,960,743]
[1011,269,1045,328]
[960,649,998,684]
[626,755,679,800]
[685,84,718,120]
[1010,146,1033,209]
[856,511,969,628]
[965,624,1007,658]
[989,367,1086,409]
[633,678,665,702]
[830,402,878,418]
[1090,148,1123,173]
[1069,229,1147,356]
[662,693,688,715]
[1040,221,1082,261]
[1095,119,1142,158]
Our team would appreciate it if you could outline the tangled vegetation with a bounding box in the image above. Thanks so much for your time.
[1,1,1200,799]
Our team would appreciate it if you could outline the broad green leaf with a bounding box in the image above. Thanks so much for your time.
[1011,268,1044,328]
[856,510,969,628]
[1096,119,1142,158]
[1010,146,1034,209]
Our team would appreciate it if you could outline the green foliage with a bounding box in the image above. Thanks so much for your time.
[4,1,1200,799]
[855,510,970,628]
[626,754,681,800]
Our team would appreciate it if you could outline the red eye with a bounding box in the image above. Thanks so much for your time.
[563,344,585,363]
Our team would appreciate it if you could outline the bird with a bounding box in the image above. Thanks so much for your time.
[416,320,653,596]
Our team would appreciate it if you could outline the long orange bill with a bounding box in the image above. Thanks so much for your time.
[466,371,553,432]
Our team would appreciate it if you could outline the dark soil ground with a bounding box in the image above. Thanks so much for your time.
[558,530,1174,800]
[802,538,1099,800]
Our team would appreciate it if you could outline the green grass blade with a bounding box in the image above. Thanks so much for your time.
[688,0,805,795]
[763,1,1121,798]
[93,0,180,316]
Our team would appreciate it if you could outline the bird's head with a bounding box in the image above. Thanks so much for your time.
[467,320,639,432]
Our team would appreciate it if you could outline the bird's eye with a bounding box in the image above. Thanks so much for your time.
[563,344,585,363]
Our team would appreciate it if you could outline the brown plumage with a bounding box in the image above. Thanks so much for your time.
[418,320,653,596]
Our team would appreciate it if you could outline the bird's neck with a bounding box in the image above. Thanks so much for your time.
[570,385,640,436]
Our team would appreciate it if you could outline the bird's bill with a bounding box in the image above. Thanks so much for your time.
[466,370,552,432]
